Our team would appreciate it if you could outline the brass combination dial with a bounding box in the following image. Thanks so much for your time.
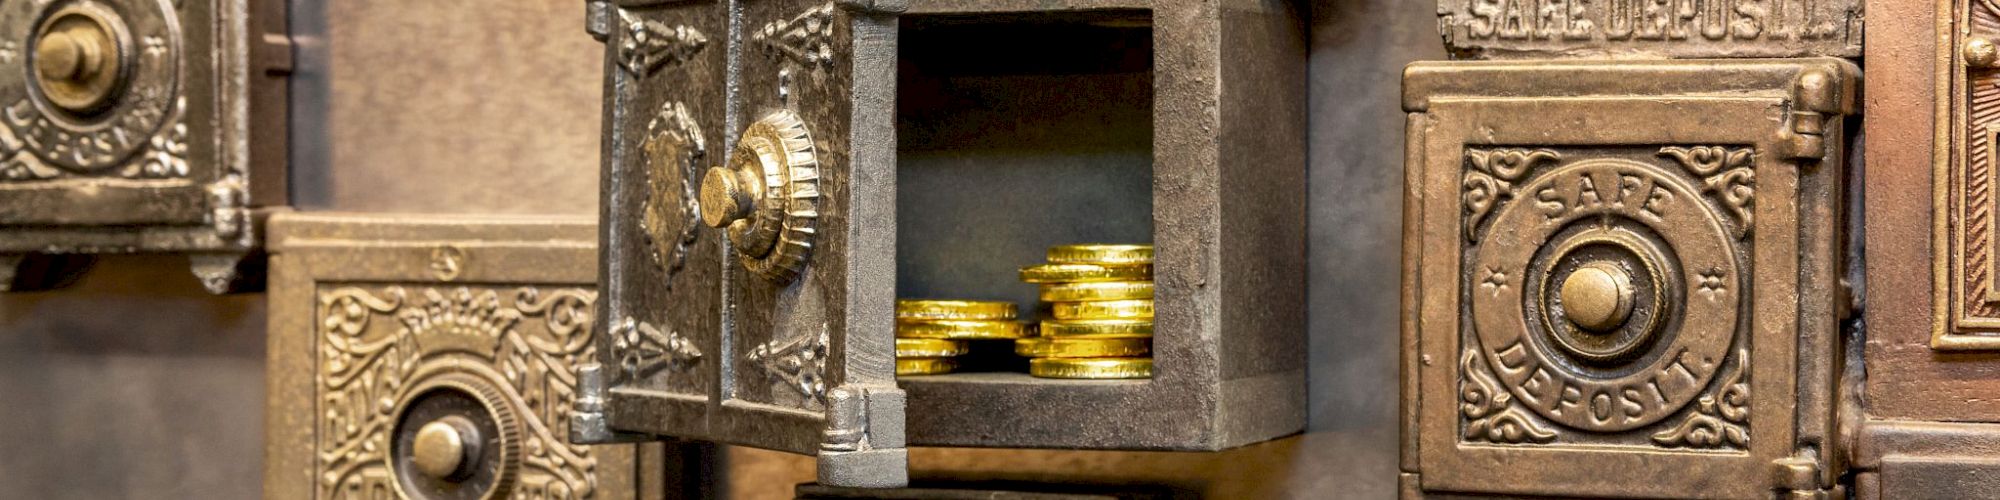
[699,110,821,283]
[389,375,522,500]
[31,3,128,114]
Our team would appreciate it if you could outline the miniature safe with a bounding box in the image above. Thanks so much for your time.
[569,0,1308,488]
[261,214,672,500]
[0,0,290,293]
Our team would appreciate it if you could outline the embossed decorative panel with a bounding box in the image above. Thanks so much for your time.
[1934,0,2000,350]
[1402,59,1854,499]
[0,0,290,293]
[263,214,662,500]
[1434,0,1863,60]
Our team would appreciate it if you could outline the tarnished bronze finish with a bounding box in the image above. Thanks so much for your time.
[1402,59,1855,499]
[261,213,663,500]
[1434,0,1862,60]
[0,0,291,293]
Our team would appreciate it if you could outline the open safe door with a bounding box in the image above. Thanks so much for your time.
[569,0,907,488]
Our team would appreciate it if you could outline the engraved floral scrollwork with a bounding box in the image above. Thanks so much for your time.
[753,3,836,68]
[610,316,703,380]
[1462,148,1559,242]
[317,286,608,498]
[1659,146,1757,238]
[1650,348,1751,450]
[747,323,830,404]
[1459,348,1557,444]
[617,9,707,78]
[641,101,705,279]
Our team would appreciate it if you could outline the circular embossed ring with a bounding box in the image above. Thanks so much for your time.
[0,0,181,172]
[1470,158,1741,432]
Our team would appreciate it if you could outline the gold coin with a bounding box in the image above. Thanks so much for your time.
[897,320,1031,339]
[896,357,957,376]
[1018,263,1153,284]
[1040,281,1153,302]
[1015,337,1151,358]
[896,338,968,358]
[896,299,1017,320]
[1052,299,1153,320]
[1047,244,1154,265]
[1029,357,1153,379]
[1040,319,1152,338]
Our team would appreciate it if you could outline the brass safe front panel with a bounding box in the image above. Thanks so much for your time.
[1401,59,1854,498]
[0,0,289,292]
[263,214,660,500]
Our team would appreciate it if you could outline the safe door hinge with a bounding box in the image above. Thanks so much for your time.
[568,362,653,444]
[817,385,908,488]
[1780,67,1847,161]
[585,0,614,42]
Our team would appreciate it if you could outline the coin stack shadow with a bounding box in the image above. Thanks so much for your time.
[1017,244,1156,379]
[893,299,1032,376]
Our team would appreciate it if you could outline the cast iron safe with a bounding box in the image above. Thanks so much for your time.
[570,0,1307,488]
[262,213,675,500]
[1404,2,1863,498]
[0,0,290,293]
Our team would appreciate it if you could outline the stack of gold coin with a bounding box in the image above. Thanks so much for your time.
[1016,244,1155,379]
[894,299,1029,376]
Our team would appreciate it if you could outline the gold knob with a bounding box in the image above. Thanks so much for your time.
[411,418,472,480]
[1971,38,2000,68]
[1560,263,1636,332]
[32,10,123,112]
[699,165,757,228]
[36,32,90,81]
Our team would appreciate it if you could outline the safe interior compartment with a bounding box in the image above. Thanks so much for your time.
[892,10,1304,450]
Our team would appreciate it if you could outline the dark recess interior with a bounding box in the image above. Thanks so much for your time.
[895,12,1155,373]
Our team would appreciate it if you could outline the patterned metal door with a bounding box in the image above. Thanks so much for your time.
[573,0,906,488]
[1401,59,1856,499]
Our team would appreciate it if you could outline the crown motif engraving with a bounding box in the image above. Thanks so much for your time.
[399,287,522,358]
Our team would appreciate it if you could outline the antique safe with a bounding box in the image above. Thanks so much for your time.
[570,0,1307,488]
[262,213,676,500]
[1403,2,1863,498]
[0,0,291,293]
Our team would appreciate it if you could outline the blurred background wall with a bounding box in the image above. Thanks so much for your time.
[0,0,1439,498]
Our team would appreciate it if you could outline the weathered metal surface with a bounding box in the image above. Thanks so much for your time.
[1433,0,1863,60]
[0,0,291,293]
[1863,0,2000,425]
[1401,59,1855,498]
[262,213,665,500]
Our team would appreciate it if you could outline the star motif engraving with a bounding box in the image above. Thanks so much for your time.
[143,36,167,59]
[1480,266,1509,297]
[1697,268,1728,300]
